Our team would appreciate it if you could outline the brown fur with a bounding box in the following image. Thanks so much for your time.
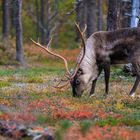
[71,27,140,97]
[93,27,140,64]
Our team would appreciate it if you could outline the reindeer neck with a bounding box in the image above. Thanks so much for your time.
[79,36,96,70]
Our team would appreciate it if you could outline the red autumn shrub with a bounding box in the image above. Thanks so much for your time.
[53,110,93,120]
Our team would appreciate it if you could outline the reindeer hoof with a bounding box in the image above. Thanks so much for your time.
[130,92,135,98]
[90,94,95,98]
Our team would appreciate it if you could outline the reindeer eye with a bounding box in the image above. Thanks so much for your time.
[76,79,80,85]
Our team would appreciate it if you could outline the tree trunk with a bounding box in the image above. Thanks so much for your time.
[76,0,87,41]
[45,0,51,44]
[13,0,24,64]
[40,0,51,45]
[86,0,96,37]
[98,0,103,31]
[2,0,9,42]
[120,1,132,28]
[36,0,40,40]
[40,0,45,44]
[107,0,118,31]
[131,0,140,27]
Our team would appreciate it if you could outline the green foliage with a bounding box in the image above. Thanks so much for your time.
[57,0,75,12]
[27,92,42,100]
[37,115,57,125]
[22,12,37,40]
[55,128,63,140]
[26,76,44,83]
[55,120,72,140]
[80,120,92,135]
[111,66,134,81]
[0,66,63,77]
[122,119,140,126]
[57,22,78,49]
[0,80,11,87]
[0,42,15,65]
[59,120,73,131]
[96,116,121,127]
[124,111,140,120]
[0,69,15,76]
[124,100,140,109]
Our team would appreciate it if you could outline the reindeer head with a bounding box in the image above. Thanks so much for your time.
[31,23,98,97]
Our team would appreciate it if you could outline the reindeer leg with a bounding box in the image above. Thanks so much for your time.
[90,67,102,96]
[90,79,97,96]
[129,75,140,97]
[104,64,110,95]
[129,62,140,97]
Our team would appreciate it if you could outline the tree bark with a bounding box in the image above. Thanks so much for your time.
[13,0,24,64]
[107,0,118,31]
[40,0,45,44]
[76,0,87,41]
[86,0,96,37]
[36,0,40,39]
[40,0,51,45]
[2,0,9,41]
[131,0,140,27]
[98,0,103,31]
[119,1,132,28]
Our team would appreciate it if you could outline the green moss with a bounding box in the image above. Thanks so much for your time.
[0,80,11,87]
[26,76,44,83]
[0,69,15,76]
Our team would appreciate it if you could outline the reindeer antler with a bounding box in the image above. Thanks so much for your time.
[70,23,87,79]
[30,38,71,77]
[31,22,87,89]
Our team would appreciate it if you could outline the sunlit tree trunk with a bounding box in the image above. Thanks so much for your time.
[13,0,24,64]
[131,0,140,27]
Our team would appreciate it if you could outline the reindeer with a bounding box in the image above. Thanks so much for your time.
[31,24,140,97]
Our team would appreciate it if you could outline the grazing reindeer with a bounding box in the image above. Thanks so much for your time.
[31,24,140,97]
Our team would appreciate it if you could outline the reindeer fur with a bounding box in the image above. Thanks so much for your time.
[72,27,140,97]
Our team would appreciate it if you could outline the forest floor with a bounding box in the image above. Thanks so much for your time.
[0,45,140,140]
